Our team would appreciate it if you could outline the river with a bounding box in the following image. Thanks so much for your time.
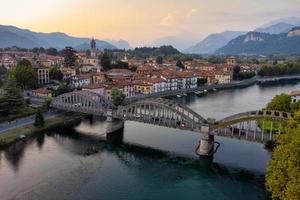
[0,80,299,200]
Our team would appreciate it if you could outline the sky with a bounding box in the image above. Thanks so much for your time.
[1,0,300,47]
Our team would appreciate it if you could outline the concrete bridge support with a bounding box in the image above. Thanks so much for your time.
[106,109,124,134]
[106,110,124,144]
[196,125,215,157]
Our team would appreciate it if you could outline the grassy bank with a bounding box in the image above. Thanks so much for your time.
[0,105,37,123]
[0,113,83,147]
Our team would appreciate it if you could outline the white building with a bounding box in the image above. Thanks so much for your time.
[290,90,300,103]
[71,74,92,88]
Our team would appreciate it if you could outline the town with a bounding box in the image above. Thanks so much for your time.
[0,38,266,103]
[0,1,300,199]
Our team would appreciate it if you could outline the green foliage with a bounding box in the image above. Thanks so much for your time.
[34,109,44,127]
[42,99,52,111]
[54,84,72,96]
[12,59,37,89]
[156,56,163,64]
[266,94,292,112]
[46,48,58,56]
[258,62,300,77]
[291,101,300,113]
[111,60,129,69]
[101,51,112,71]
[207,55,225,64]
[129,45,180,59]
[0,77,24,114]
[232,65,241,80]
[266,111,300,200]
[176,60,184,69]
[49,67,63,81]
[237,71,256,80]
[17,59,31,67]
[111,87,125,106]
[197,78,207,86]
[62,47,77,67]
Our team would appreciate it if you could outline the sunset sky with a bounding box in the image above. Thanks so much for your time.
[1,0,300,46]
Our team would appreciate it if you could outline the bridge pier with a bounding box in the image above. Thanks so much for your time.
[196,126,215,157]
[106,111,124,134]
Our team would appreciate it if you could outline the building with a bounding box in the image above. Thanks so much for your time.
[90,37,97,58]
[61,67,76,80]
[147,78,167,93]
[214,71,231,84]
[82,83,106,97]
[134,81,152,94]
[226,56,237,65]
[71,74,92,88]
[35,67,50,85]
[176,71,197,89]
[32,87,52,98]
[290,90,300,103]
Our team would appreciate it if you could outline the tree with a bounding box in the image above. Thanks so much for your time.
[49,67,63,81]
[197,78,207,87]
[111,60,129,69]
[232,65,241,80]
[55,83,72,96]
[111,87,125,106]
[101,51,112,71]
[13,59,37,89]
[207,55,224,64]
[176,60,185,69]
[0,77,24,114]
[62,47,77,67]
[266,111,300,200]
[34,109,44,127]
[46,48,58,56]
[42,99,52,111]
[156,56,163,64]
[266,94,291,112]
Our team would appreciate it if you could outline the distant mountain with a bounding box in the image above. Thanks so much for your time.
[255,22,295,34]
[185,31,246,54]
[106,39,132,50]
[257,16,300,29]
[0,25,116,50]
[216,27,300,55]
[150,34,198,51]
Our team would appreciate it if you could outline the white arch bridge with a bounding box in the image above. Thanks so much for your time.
[51,91,292,156]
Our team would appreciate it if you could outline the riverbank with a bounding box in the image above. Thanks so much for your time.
[125,74,300,103]
[0,113,84,148]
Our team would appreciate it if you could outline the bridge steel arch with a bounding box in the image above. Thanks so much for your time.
[51,91,116,116]
[211,110,291,143]
[116,98,207,132]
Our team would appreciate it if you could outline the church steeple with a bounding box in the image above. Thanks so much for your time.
[91,37,96,50]
[90,37,97,58]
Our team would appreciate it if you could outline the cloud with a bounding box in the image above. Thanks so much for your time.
[159,11,177,27]
[186,8,198,18]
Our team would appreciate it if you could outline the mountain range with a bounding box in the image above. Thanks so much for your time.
[184,31,246,54]
[216,28,300,55]
[0,25,133,50]
[1,16,300,55]
[185,16,300,55]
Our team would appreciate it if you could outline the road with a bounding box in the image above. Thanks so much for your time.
[0,111,62,133]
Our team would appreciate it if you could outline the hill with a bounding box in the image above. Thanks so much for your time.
[216,28,300,55]
[0,25,116,50]
[185,31,246,54]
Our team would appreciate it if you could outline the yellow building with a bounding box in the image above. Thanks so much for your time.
[134,81,152,94]
[32,87,52,98]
